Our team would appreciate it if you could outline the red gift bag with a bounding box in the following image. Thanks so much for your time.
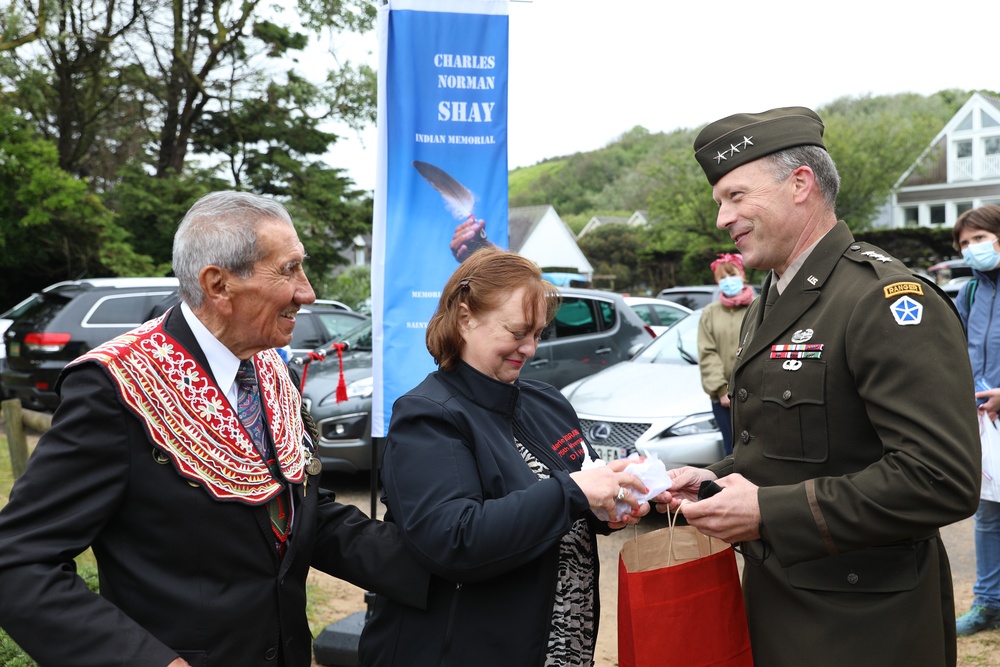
[618,517,753,667]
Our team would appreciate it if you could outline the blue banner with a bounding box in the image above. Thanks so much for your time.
[372,0,509,437]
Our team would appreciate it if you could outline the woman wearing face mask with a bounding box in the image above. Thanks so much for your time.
[696,253,754,455]
[954,204,1000,636]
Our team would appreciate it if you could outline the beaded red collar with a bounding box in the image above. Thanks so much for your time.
[72,315,306,504]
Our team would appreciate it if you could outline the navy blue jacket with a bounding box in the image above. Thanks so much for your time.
[359,361,600,666]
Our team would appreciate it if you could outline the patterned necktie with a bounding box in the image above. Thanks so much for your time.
[236,360,290,557]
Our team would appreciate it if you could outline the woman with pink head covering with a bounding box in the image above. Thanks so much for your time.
[697,253,754,454]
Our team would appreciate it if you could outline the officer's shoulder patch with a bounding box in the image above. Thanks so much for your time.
[889,295,923,325]
[883,281,924,299]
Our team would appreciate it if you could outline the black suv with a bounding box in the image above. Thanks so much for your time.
[2,278,179,410]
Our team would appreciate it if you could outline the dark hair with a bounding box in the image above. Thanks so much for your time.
[952,204,1000,250]
[426,247,560,371]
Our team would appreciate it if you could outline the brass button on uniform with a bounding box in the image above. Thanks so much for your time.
[782,390,792,401]
[847,573,859,585]
[741,430,751,444]
[738,388,748,401]
[264,647,278,660]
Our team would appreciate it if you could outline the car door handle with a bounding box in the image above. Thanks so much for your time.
[528,358,549,367]
[594,347,612,355]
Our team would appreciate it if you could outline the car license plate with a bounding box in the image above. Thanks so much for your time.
[8,341,19,357]
[593,444,626,463]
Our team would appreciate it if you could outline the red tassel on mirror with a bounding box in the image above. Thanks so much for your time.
[333,343,348,403]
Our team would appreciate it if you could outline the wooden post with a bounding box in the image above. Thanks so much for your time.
[2,398,29,479]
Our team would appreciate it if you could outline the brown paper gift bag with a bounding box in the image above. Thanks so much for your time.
[618,518,753,667]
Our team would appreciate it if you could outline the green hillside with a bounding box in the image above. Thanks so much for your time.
[508,90,986,292]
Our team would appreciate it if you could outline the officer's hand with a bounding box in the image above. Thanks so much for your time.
[679,473,761,544]
[653,466,716,512]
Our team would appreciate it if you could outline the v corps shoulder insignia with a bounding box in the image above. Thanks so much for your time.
[890,295,923,326]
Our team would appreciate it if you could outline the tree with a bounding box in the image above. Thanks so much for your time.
[822,92,961,229]
[318,264,372,313]
[1,0,380,297]
[577,224,642,291]
[0,108,157,306]
[0,0,146,184]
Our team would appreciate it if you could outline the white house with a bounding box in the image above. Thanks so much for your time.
[889,92,1000,228]
[508,205,594,279]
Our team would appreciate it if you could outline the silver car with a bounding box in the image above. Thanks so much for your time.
[560,310,725,469]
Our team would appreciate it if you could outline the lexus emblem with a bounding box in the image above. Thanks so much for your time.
[588,422,612,442]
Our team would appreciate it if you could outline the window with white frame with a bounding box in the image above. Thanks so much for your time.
[930,205,946,225]
[985,137,1000,178]
[903,207,919,227]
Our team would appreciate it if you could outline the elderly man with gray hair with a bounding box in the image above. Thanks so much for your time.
[0,191,427,667]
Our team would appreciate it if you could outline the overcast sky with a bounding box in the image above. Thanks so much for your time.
[320,0,997,192]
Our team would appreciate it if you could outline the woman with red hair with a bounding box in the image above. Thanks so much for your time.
[697,253,754,454]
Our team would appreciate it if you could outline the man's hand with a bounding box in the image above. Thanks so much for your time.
[651,466,717,512]
[677,473,761,544]
[168,659,192,667]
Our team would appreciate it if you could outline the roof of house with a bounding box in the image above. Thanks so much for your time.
[508,205,553,252]
[896,92,1000,189]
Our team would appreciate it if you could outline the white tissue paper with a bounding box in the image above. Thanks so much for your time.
[581,452,673,522]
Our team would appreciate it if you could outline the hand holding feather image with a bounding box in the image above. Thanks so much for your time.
[413,160,494,262]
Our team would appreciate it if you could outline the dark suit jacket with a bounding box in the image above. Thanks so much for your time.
[0,308,427,667]
[711,222,980,666]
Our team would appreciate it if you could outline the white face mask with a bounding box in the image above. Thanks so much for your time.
[718,276,744,297]
[962,240,1000,272]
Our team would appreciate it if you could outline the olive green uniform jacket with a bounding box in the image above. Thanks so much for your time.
[709,221,980,666]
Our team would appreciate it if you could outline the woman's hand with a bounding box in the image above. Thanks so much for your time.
[570,458,647,523]
[977,387,1000,422]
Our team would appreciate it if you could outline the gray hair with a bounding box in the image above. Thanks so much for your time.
[762,146,840,211]
[172,191,294,308]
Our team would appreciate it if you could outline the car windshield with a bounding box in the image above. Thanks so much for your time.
[329,320,372,353]
[631,311,701,365]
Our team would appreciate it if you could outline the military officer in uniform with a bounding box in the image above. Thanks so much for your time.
[655,107,981,666]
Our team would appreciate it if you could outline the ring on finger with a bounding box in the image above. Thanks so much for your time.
[616,486,626,501]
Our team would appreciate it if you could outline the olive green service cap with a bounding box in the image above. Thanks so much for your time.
[694,106,827,185]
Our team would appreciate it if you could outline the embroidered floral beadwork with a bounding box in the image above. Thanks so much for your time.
[71,315,306,504]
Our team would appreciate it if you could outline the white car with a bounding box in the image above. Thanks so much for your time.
[623,296,691,336]
[561,310,725,469]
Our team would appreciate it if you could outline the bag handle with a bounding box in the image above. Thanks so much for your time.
[665,502,716,568]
